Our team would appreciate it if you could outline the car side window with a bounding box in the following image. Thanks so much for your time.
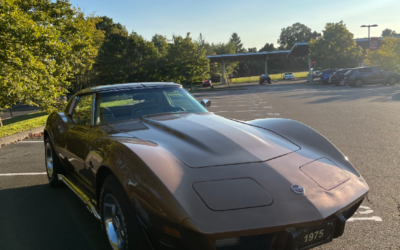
[362,68,372,73]
[71,95,93,126]
[372,68,381,74]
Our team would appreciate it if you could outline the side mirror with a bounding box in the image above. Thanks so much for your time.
[200,99,211,108]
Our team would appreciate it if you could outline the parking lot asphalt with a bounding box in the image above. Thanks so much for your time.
[1,81,400,249]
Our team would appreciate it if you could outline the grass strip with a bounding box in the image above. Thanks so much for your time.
[0,112,48,138]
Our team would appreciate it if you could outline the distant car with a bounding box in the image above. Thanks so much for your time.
[343,67,400,87]
[313,70,322,78]
[202,79,213,88]
[283,72,295,80]
[319,70,336,84]
[259,74,272,84]
[329,69,350,86]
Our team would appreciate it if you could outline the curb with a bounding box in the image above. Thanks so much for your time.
[0,126,45,148]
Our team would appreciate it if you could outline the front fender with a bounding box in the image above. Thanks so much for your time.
[247,118,361,177]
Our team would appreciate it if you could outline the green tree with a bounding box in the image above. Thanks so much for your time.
[208,42,238,80]
[365,37,400,72]
[152,34,169,57]
[259,43,276,52]
[229,32,245,53]
[165,33,209,84]
[126,32,161,82]
[92,17,130,86]
[69,13,105,93]
[278,22,320,50]
[309,21,363,69]
[381,28,398,37]
[0,0,101,118]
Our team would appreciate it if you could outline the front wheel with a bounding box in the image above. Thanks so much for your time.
[45,138,66,187]
[100,175,152,250]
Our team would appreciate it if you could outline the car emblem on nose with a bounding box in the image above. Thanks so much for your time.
[291,185,305,194]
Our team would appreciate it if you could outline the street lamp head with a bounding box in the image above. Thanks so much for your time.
[361,24,378,28]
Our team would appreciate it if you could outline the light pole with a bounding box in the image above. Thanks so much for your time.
[361,24,378,42]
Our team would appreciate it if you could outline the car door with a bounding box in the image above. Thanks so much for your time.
[371,67,385,83]
[65,94,94,187]
[360,68,374,84]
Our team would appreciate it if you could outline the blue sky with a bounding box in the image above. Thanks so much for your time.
[71,0,400,50]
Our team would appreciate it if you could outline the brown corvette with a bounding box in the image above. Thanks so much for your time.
[44,82,369,250]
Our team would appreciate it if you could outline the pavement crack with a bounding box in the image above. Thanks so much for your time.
[366,194,373,204]
[391,195,400,217]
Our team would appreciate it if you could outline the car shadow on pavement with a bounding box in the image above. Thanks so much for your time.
[0,184,110,250]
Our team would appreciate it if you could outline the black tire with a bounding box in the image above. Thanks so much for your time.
[44,138,66,187]
[334,80,341,86]
[100,175,152,250]
[353,78,363,87]
[388,77,397,85]
[268,80,272,84]
[323,80,329,85]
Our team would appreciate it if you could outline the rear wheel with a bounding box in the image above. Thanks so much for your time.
[100,175,152,250]
[354,78,363,87]
[388,77,397,85]
[44,138,66,187]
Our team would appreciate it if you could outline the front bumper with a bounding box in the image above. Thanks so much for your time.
[178,196,364,250]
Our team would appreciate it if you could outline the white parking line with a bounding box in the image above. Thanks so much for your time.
[348,206,383,222]
[0,172,47,176]
[17,141,43,143]
[347,216,382,222]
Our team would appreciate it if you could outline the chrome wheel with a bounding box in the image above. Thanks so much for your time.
[45,143,54,178]
[103,194,127,250]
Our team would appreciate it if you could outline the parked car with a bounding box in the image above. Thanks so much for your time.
[283,72,295,80]
[202,79,213,88]
[259,74,272,84]
[313,70,322,78]
[44,82,369,250]
[319,70,336,84]
[329,69,350,86]
[343,67,400,87]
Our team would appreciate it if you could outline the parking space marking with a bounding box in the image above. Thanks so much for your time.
[348,216,383,222]
[0,172,47,176]
[348,206,383,222]
[17,141,43,143]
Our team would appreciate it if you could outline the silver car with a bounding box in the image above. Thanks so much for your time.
[283,72,295,80]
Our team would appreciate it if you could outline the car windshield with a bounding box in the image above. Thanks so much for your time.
[345,70,356,75]
[95,87,207,124]
[285,73,292,75]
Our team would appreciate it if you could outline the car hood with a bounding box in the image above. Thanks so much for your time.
[122,113,300,168]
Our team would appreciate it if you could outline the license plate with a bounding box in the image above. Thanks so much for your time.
[296,221,334,249]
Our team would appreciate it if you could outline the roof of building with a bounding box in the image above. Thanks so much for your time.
[206,37,400,63]
[207,50,291,63]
